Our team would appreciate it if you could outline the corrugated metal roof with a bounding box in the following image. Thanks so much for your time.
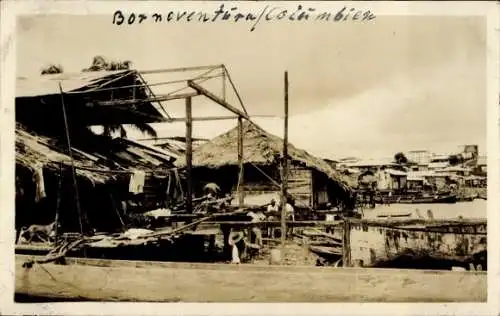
[16,70,130,98]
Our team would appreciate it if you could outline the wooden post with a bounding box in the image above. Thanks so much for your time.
[237,116,244,206]
[222,70,226,101]
[342,218,352,267]
[281,71,289,251]
[59,83,84,235]
[185,97,193,213]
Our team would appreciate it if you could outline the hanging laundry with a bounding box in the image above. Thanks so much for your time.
[128,170,146,194]
[33,166,46,202]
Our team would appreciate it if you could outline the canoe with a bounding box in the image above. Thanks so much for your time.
[15,254,486,302]
[376,213,412,218]
[308,245,342,260]
[395,195,457,204]
[375,194,458,204]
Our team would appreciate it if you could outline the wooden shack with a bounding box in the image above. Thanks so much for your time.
[177,121,355,210]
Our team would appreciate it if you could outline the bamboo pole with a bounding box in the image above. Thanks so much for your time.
[281,71,289,251]
[185,97,193,213]
[58,83,84,235]
[237,116,244,206]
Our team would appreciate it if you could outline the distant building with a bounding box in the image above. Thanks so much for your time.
[406,150,432,165]
[428,154,450,171]
[470,156,487,176]
[462,145,479,159]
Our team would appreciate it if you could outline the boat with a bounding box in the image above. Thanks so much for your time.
[15,254,486,302]
[397,194,457,204]
[308,245,342,260]
[376,194,457,204]
[376,213,412,218]
[477,193,487,200]
[456,195,476,202]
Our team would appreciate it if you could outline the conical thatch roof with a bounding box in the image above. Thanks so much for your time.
[176,121,355,192]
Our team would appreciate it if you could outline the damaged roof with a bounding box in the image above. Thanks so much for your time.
[16,70,168,125]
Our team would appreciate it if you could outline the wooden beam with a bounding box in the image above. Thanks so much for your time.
[281,71,289,250]
[96,92,200,106]
[237,116,244,206]
[167,115,239,122]
[187,80,250,121]
[185,97,193,213]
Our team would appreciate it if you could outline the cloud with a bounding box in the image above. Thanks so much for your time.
[120,50,484,160]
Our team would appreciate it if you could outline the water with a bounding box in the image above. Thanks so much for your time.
[362,199,487,220]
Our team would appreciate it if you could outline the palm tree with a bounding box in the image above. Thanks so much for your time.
[81,56,157,139]
[82,55,132,72]
[394,152,408,164]
[41,64,63,75]
[101,123,157,138]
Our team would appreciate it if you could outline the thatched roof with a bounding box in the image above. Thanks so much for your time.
[176,121,356,191]
[16,125,114,184]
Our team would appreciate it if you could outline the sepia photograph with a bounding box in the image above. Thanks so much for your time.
[1,1,498,314]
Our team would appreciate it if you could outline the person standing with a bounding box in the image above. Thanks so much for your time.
[284,199,295,237]
[267,198,279,213]
[266,198,279,238]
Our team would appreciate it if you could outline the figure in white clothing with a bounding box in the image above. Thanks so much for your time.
[285,203,295,222]
[228,231,244,264]
[266,198,279,238]
[267,198,279,213]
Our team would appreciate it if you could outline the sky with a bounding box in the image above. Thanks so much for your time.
[16,13,487,160]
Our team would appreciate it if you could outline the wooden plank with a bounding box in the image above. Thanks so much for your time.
[15,255,487,302]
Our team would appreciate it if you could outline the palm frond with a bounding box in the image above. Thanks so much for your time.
[128,123,157,138]
[41,64,63,75]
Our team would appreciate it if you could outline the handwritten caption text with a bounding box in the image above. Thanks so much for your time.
[112,4,376,31]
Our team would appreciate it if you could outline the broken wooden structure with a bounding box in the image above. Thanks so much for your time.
[342,217,487,270]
